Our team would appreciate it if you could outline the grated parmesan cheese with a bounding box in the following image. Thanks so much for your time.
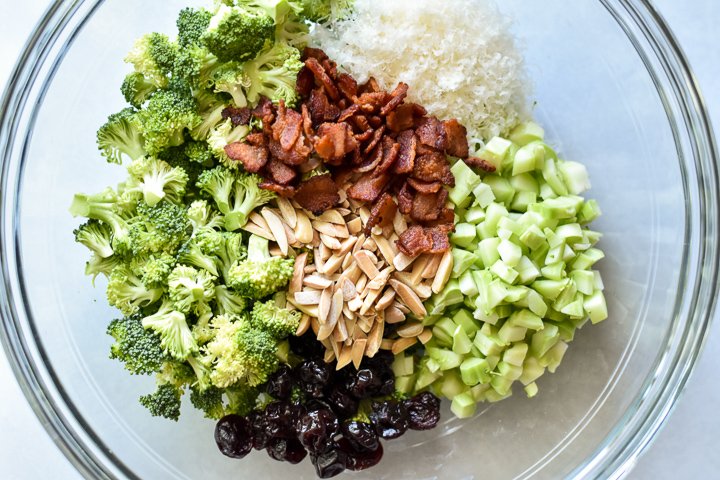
[310,0,530,144]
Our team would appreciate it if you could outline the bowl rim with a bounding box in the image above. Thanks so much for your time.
[0,1,718,479]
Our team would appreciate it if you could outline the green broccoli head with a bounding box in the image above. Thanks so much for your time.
[214,284,248,316]
[85,253,121,283]
[206,119,251,167]
[176,7,213,47]
[70,188,134,255]
[236,322,281,386]
[167,265,217,314]
[189,385,226,419]
[74,219,114,259]
[227,235,293,299]
[187,200,225,232]
[225,385,260,416]
[202,4,275,63]
[190,89,228,142]
[141,298,199,360]
[108,313,168,375]
[243,41,304,107]
[299,0,353,23]
[132,81,201,156]
[121,72,158,109]
[126,156,189,206]
[127,201,190,256]
[106,265,164,315]
[97,107,146,165]
[124,32,178,88]
[129,252,176,287]
[251,299,301,338]
[178,236,221,278]
[139,383,182,421]
[215,232,248,281]
[212,62,250,108]
[184,140,215,166]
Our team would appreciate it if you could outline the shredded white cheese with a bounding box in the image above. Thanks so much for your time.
[310,0,530,144]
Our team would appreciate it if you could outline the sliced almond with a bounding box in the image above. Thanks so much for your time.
[314,247,325,273]
[397,321,424,338]
[319,242,331,261]
[311,316,320,335]
[316,209,345,225]
[282,221,298,247]
[328,288,344,325]
[422,254,442,279]
[373,235,396,265]
[414,283,433,300]
[269,244,283,257]
[432,249,454,294]
[366,318,384,357]
[320,233,342,250]
[277,197,297,228]
[311,228,321,248]
[355,275,368,296]
[385,305,406,324]
[287,299,319,318]
[340,278,357,300]
[304,265,317,274]
[337,236,358,256]
[313,220,350,239]
[418,328,433,344]
[367,266,394,291]
[242,222,275,241]
[341,251,353,270]
[343,263,362,284]
[351,339,368,369]
[393,210,408,234]
[352,234,366,255]
[348,295,364,312]
[295,211,314,244]
[290,253,308,295]
[336,345,353,370]
[362,237,377,252]
[393,301,410,314]
[296,314,311,336]
[354,250,380,278]
[323,348,336,363]
[371,226,383,236]
[293,289,321,306]
[319,288,332,324]
[357,315,374,334]
[375,288,396,311]
[410,255,431,285]
[323,254,344,275]
[393,252,416,272]
[250,211,270,231]
[347,217,363,235]
[380,339,394,351]
[389,279,427,318]
[392,337,418,355]
[335,314,349,342]
[303,275,333,290]
[360,288,383,315]
[358,207,371,225]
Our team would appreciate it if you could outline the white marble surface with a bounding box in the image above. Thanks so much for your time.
[0,1,717,479]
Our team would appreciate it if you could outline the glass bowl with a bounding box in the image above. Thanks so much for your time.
[0,0,717,479]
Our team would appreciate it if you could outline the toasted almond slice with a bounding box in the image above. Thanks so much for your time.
[337,236,358,256]
[393,252,416,272]
[385,306,406,324]
[296,314,311,336]
[410,255,431,285]
[320,233,342,250]
[355,275,368,296]
[304,265,317,274]
[366,318,384,357]
[415,282,433,299]
[242,222,275,241]
[360,288,383,315]
[432,249,454,294]
[323,348,336,363]
[362,237,377,252]
[317,209,346,225]
[329,339,340,358]
[348,295,363,312]
[380,339,394,351]
[375,288,396,311]
[373,235,396,265]
[269,244,282,257]
[337,208,351,216]
[282,221,298,247]
[330,289,344,323]
[314,247,325,273]
[294,210,314,244]
[317,319,336,341]
[290,252,308,294]
[393,301,410,314]
[344,263,362,284]
[311,228,321,247]
[287,299,319,317]
[351,339,368,369]
[389,279,427,318]
[397,321,424,338]
[367,266,394,291]
[293,289,321,306]
[347,217,363,235]
[277,197,297,228]
[323,254,344,275]
[357,315,373,333]
[311,316,320,335]
[422,253,442,279]
[342,251,353,270]
[355,250,380,278]
[393,210,408,234]
[340,278,357,300]
[358,207,371,225]
[336,314,349,342]
[303,274,333,290]
[249,211,270,231]
[392,337,418,355]
[371,226,383,236]
[336,345,353,370]
[319,288,332,324]
[319,242,331,261]
[418,328,433,344]
[352,234,366,255]
[313,220,350,239]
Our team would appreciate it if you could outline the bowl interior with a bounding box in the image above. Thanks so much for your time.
[14,0,686,478]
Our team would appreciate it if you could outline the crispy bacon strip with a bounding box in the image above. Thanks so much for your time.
[294,174,340,214]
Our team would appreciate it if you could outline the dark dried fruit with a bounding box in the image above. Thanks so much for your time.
[404,392,441,431]
[266,365,294,400]
[341,421,379,452]
[311,445,348,478]
[326,387,359,419]
[215,415,253,459]
[338,438,384,471]
[346,368,383,399]
[266,437,308,464]
[370,400,409,440]
[297,408,340,454]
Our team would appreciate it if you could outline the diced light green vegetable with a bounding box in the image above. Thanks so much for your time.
[451,391,477,418]
[392,354,414,377]
[451,223,477,248]
[509,121,545,146]
[460,357,491,385]
[524,382,539,398]
[478,136,513,172]
[449,160,482,207]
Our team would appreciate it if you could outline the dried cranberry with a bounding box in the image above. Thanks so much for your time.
[346,368,383,399]
[326,387,359,419]
[248,411,270,450]
[370,400,409,439]
[298,359,332,398]
[311,445,347,478]
[214,415,253,459]
[338,438,384,471]
[297,408,340,454]
[289,333,326,360]
[266,437,307,464]
[264,402,298,439]
[404,392,441,431]
[266,365,293,400]
[341,421,379,451]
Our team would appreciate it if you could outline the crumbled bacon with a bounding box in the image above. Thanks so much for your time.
[412,151,454,186]
[336,73,358,100]
[347,172,391,203]
[294,174,340,214]
[268,137,310,166]
[305,57,339,101]
[464,156,497,172]
[222,106,251,126]
[428,228,451,253]
[259,181,296,197]
[363,125,385,154]
[365,192,397,234]
[245,133,267,147]
[406,178,442,194]
[380,82,409,116]
[443,119,469,158]
[396,225,434,257]
[265,158,297,185]
[295,66,315,98]
[224,142,268,173]
[308,88,340,125]
[375,136,400,174]
[355,144,384,173]
[416,116,449,151]
[314,123,358,165]
[394,130,417,174]
[302,47,329,63]
[338,104,361,123]
[397,181,414,215]
[251,96,275,128]
[272,103,304,151]
[425,207,455,233]
[410,191,443,222]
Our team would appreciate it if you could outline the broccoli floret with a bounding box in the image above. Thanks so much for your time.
[177,7,213,47]
[191,90,228,142]
[178,228,223,276]
[106,265,164,315]
[214,285,248,315]
[185,141,215,167]
[96,108,146,165]
[85,253,121,283]
[212,62,250,108]
[124,32,178,88]
[140,383,182,421]
[108,313,167,375]
[251,299,301,338]
[129,252,176,287]
[215,232,248,281]
[141,298,199,360]
[206,118,251,167]
[202,4,275,63]
[225,385,260,416]
[127,201,190,256]
[69,188,132,255]
[197,166,275,231]
[299,0,353,23]
[187,200,225,232]
[173,44,223,90]
[167,265,216,314]
[121,72,158,109]
[242,41,304,107]
[132,81,201,156]
[74,220,114,259]
[227,234,293,299]
[126,157,189,206]
[189,384,226,419]
[274,3,310,48]
[236,322,281,386]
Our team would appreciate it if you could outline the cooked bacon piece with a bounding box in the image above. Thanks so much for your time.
[375,136,400,174]
[354,129,374,143]
[380,82,409,116]
[308,88,340,125]
[322,59,338,80]
[296,66,315,98]
[410,190,444,222]
[394,130,417,174]
[413,151,455,186]
[265,158,297,185]
[314,122,358,165]
[353,115,371,133]
[252,96,276,128]
[337,73,358,100]
[363,125,385,154]
[338,104,361,123]
[396,225,434,257]
[416,116,449,151]
[221,106,251,126]
[224,142,269,173]
[355,144,384,173]
[397,181,414,215]
[443,119,469,158]
[268,137,311,166]
[305,57,339,101]
[245,133,267,147]
[300,104,314,139]
[359,77,381,94]
[368,115,383,129]
[294,174,340,214]
[259,181,296,197]
[424,207,455,233]
[272,104,304,151]
[428,228,451,253]
[302,47,329,63]
[347,172,391,203]
[464,156,497,172]
[387,104,417,132]
[356,92,391,113]
[407,178,442,194]
[365,192,397,234]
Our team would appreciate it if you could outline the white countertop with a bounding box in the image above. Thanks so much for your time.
[0,1,718,478]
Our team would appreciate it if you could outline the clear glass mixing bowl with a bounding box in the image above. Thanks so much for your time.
[0,0,718,479]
